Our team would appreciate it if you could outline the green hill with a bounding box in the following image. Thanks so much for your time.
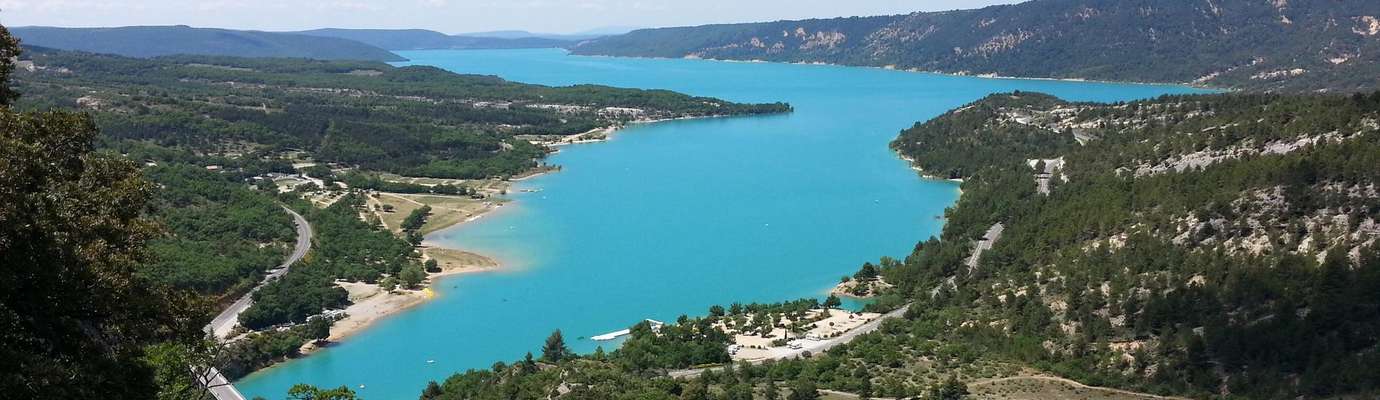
[573,0,1380,92]
[874,91,1380,397]
[11,25,406,62]
[12,46,788,181]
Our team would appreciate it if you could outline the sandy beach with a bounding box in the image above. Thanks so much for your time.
[321,248,501,343]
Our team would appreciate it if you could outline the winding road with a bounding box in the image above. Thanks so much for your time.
[206,206,313,339]
[203,206,313,400]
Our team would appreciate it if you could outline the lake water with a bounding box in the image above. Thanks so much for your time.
[236,49,1208,398]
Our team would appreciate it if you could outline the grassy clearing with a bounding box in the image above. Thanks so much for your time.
[365,192,503,235]
[422,247,500,273]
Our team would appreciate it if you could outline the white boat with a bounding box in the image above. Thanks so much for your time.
[591,328,631,341]
[591,319,665,341]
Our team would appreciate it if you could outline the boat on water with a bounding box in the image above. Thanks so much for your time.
[591,319,664,341]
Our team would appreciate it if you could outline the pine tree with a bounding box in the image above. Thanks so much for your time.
[763,380,781,400]
[928,375,968,400]
[541,329,570,362]
[519,352,537,374]
[419,381,443,400]
[824,295,842,309]
[787,378,819,400]
[680,378,710,400]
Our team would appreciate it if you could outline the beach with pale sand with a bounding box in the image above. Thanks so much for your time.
[316,248,502,345]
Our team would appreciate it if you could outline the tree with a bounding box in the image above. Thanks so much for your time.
[709,305,726,317]
[680,379,711,400]
[724,383,753,400]
[286,384,357,400]
[927,375,968,400]
[401,205,432,232]
[0,25,18,105]
[380,276,399,293]
[788,378,819,400]
[0,26,205,398]
[424,258,440,273]
[541,329,571,362]
[519,352,537,374]
[854,262,880,281]
[824,295,842,309]
[420,381,443,400]
[144,341,218,400]
[399,264,427,289]
[763,380,781,400]
[306,317,332,343]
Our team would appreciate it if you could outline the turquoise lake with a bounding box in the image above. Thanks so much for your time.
[236,49,1208,399]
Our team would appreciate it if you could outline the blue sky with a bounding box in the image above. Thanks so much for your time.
[0,0,1021,34]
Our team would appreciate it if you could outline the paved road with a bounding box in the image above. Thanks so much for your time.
[202,206,312,400]
[206,206,313,339]
[203,367,247,400]
[964,223,1004,272]
[668,304,911,379]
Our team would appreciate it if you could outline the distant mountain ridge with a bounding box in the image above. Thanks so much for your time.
[459,30,601,41]
[296,28,576,50]
[11,25,405,62]
[573,0,1380,92]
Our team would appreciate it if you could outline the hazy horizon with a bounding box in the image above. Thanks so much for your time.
[0,0,1021,35]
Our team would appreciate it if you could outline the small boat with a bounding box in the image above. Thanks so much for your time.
[427,360,436,364]
[592,328,630,341]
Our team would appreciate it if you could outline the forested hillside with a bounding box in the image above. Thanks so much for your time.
[574,0,1380,92]
[872,91,1380,398]
[10,26,405,61]
[12,47,789,179]
[415,92,1380,399]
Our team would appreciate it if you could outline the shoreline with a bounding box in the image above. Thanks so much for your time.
[897,152,965,184]
[308,114,733,348]
[318,251,501,344]
[535,114,739,150]
[315,114,947,350]
[567,50,1225,92]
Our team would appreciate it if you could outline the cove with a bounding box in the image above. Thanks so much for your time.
[236,48,1209,399]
